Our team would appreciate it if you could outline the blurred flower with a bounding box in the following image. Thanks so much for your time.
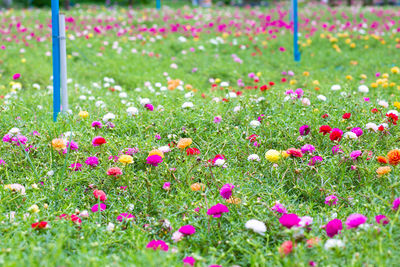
[245,219,266,235]
[345,214,367,229]
[119,155,133,164]
[146,240,168,251]
[279,213,300,229]
[207,203,229,218]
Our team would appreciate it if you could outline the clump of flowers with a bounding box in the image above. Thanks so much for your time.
[146,240,169,251]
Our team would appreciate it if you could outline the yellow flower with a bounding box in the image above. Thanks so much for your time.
[226,197,241,204]
[303,71,310,77]
[289,79,297,85]
[376,166,391,177]
[281,151,289,159]
[52,138,67,151]
[215,78,221,83]
[371,83,378,88]
[256,72,262,77]
[28,204,40,213]
[350,43,356,48]
[394,101,400,109]
[119,155,133,164]
[382,73,389,79]
[148,149,164,158]
[313,80,320,85]
[346,75,353,80]
[190,183,205,191]
[78,111,89,119]
[177,138,192,149]
[265,150,280,163]
[360,74,367,79]
[391,66,399,74]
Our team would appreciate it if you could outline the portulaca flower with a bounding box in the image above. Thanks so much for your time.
[317,95,327,101]
[119,92,127,98]
[212,97,221,102]
[79,95,87,100]
[182,102,194,109]
[299,216,313,227]
[324,239,345,250]
[302,98,311,106]
[365,122,378,132]
[8,127,21,136]
[250,120,261,128]
[139,98,151,106]
[247,154,260,162]
[387,110,399,116]
[106,222,115,232]
[220,81,229,87]
[233,106,242,112]
[227,92,237,98]
[95,101,106,108]
[331,84,341,91]
[184,92,194,98]
[126,107,139,116]
[378,100,389,108]
[358,85,369,93]
[158,146,171,153]
[103,113,115,122]
[343,132,358,139]
[245,219,266,235]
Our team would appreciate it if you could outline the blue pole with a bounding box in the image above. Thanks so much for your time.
[51,0,61,121]
[156,0,161,10]
[293,0,300,62]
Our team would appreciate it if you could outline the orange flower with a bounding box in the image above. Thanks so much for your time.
[377,156,388,164]
[190,183,205,191]
[52,138,66,151]
[177,138,192,149]
[148,149,164,158]
[226,197,241,204]
[387,149,400,165]
[306,237,321,248]
[376,166,391,176]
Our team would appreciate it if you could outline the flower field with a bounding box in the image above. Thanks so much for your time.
[1,3,400,266]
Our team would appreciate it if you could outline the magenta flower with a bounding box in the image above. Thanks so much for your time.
[125,147,139,155]
[325,219,342,237]
[392,198,400,211]
[345,213,367,229]
[163,182,171,191]
[116,213,135,222]
[324,195,338,206]
[63,140,79,154]
[13,73,21,80]
[213,116,222,124]
[206,203,229,218]
[91,203,106,213]
[299,125,310,136]
[91,121,103,128]
[220,183,234,199]
[146,240,168,251]
[85,156,99,167]
[375,215,389,225]
[0,159,6,165]
[279,213,301,229]
[301,144,315,154]
[146,155,163,166]
[351,127,363,137]
[179,225,196,235]
[183,256,195,266]
[271,202,287,214]
[69,163,82,171]
[308,156,323,166]
[155,134,161,140]
[144,103,154,111]
[332,145,343,155]
[350,150,362,160]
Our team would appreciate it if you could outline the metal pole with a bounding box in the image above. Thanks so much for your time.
[51,0,60,121]
[59,13,68,113]
[293,0,300,62]
[156,0,161,10]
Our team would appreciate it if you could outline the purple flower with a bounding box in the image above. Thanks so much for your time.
[285,89,294,95]
[146,155,163,167]
[85,156,99,167]
[301,144,315,154]
[146,240,168,251]
[392,198,400,211]
[206,203,229,218]
[31,131,40,136]
[91,203,106,212]
[325,219,342,237]
[69,163,82,171]
[155,134,161,140]
[125,147,139,155]
[183,256,195,266]
[179,225,196,235]
[117,213,135,222]
[163,182,171,191]
[332,145,343,155]
[351,127,363,137]
[220,183,234,199]
[295,88,304,98]
[91,121,103,128]
[324,195,338,206]
[279,213,301,229]
[345,213,367,229]
[375,215,389,225]
[299,125,310,136]
[308,156,323,166]
[0,159,6,165]
[213,116,222,124]
[63,140,79,154]
[350,150,362,160]
[271,202,287,214]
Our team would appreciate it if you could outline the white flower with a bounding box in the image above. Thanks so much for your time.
[250,120,261,128]
[324,239,345,250]
[247,154,260,162]
[233,106,242,112]
[214,158,226,166]
[387,110,399,116]
[103,113,115,122]
[139,98,151,106]
[95,101,106,108]
[284,96,291,102]
[340,92,348,97]
[358,85,369,93]
[317,95,327,101]
[106,222,115,232]
[172,231,184,242]
[63,131,74,138]
[157,105,164,111]
[119,92,127,98]
[343,132,358,139]
[158,146,171,153]
[126,107,139,116]
[220,81,229,87]
[79,210,89,218]
[185,92,194,98]
[79,95,87,100]
[212,97,220,102]
[32,83,41,89]
[47,170,54,176]
[245,219,266,236]
[178,36,187,42]
[299,216,313,227]
[182,102,194,109]
[378,100,389,108]
[365,122,378,132]
[302,98,311,106]
[331,84,341,91]
[8,127,21,136]
[227,92,237,98]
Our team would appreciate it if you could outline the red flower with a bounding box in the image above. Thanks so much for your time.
[322,114,329,119]
[269,81,275,86]
[281,78,287,83]
[386,113,398,125]
[378,125,385,131]
[186,148,200,155]
[278,241,294,256]
[286,148,303,158]
[246,134,258,142]
[92,136,107,147]
[342,113,351,119]
[31,221,48,229]
[371,108,378,113]
[319,125,332,135]
[260,85,268,91]
[93,189,107,201]
[329,128,343,142]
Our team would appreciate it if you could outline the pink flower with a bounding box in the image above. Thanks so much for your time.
[206,203,229,218]
[85,156,99,167]
[375,215,389,225]
[345,213,367,229]
[324,195,338,206]
[144,103,154,111]
[325,219,342,237]
[220,183,234,199]
[350,150,362,160]
[92,136,107,146]
[163,182,171,191]
[91,203,106,212]
[69,163,82,171]
[279,213,300,229]
[183,256,195,266]
[107,167,122,177]
[392,198,400,211]
[299,125,310,136]
[13,73,21,80]
[146,155,163,166]
[179,225,196,235]
[271,202,287,214]
[93,189,107,201]
[286,148,303,158]
[117,213,135,222]
[146,240,169,251]
[91,121,103,128]
[213,116,222,124]
[301,144,315,154]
